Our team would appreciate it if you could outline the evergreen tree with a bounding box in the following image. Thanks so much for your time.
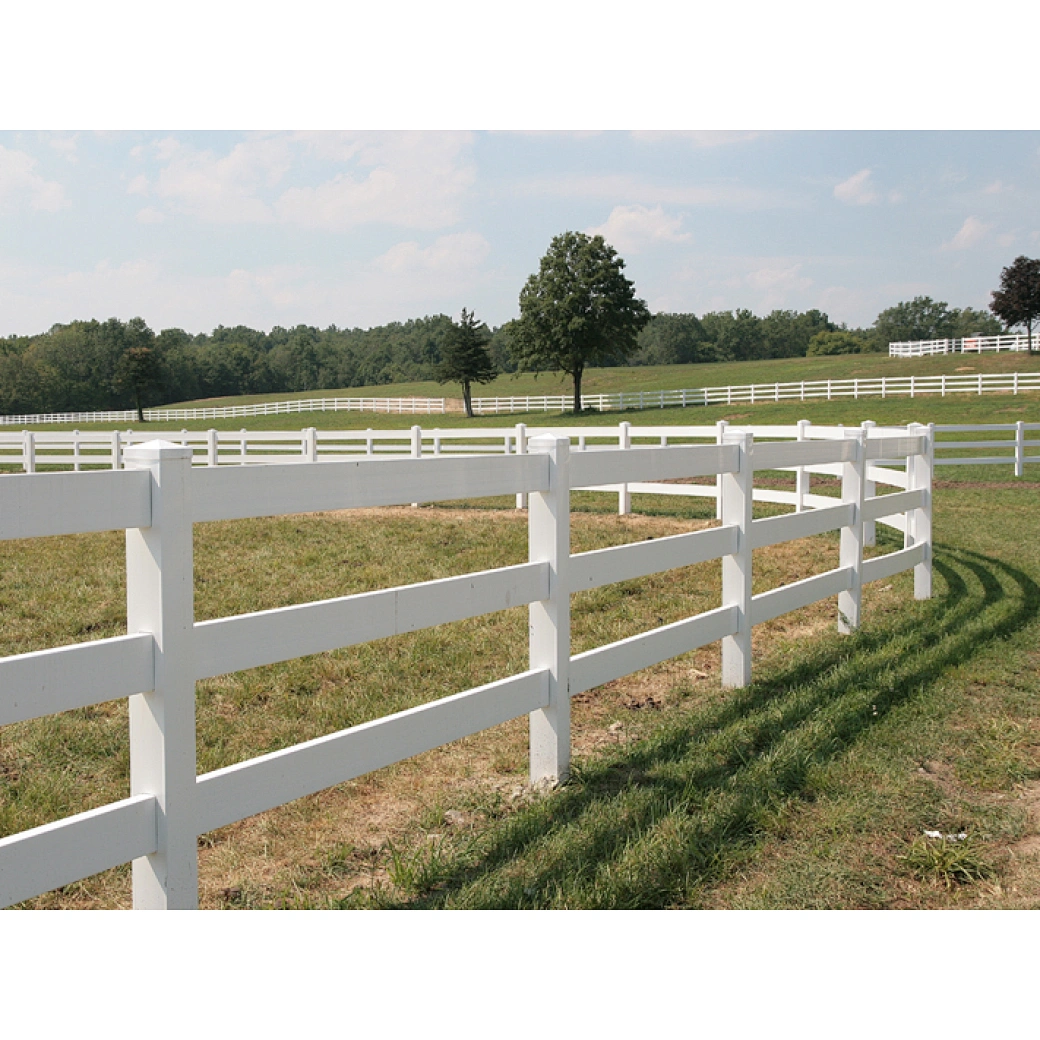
[436,308,497,418]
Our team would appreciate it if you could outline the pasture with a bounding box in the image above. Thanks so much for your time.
[2,383,1039,908]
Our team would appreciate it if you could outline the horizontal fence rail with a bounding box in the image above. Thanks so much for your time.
[1,423,935,908]
[471,372,1040,413]
[2,420,1036,479]
[0,396,447,426]
[6,369,1039,431]
[889,333,1036,357]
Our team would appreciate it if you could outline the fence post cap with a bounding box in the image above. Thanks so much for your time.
[123,440,193,462]
[528,433,570,451]
[722,428,754,448]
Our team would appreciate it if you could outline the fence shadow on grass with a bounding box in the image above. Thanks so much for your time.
[353,538,1039,909]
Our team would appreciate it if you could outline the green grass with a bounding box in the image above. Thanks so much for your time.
[4,464,1040,908]
[339,496,1040,910]
[162,350,1040,411]
[4,367,1040,908]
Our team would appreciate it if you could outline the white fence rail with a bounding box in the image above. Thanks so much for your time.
[6,369,1038,430]
[889,334,1035,357]
[472,370,1040,409]
[2,419,1036,479]
[0,396,447,427]
[471,371,1040,413]
[0,424,934,908]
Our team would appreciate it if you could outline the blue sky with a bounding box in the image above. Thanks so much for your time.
[3,129,1038,337]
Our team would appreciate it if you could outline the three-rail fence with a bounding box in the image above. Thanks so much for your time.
[889,333,1035,357]
[3,368,1038,427]
[2,419,1036,480]
[0,423,935,908]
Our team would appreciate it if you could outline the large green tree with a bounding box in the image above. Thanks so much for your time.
[990,256,1040,354]
[436,308,497,418]
[872,296,956,350]
[513,232,650,412]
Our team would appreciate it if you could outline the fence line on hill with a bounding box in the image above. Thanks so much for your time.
[2,419,1036,480]
[470,371,1040,413]
[0,424,933,909]
[4,369,1038,429]
[889,333,1035,357]
[0,395,447,427]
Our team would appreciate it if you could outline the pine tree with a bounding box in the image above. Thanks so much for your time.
[436,308,497,418]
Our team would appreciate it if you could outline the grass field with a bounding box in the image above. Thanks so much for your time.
[158,350,1040,411]
[3,443,1040,908]
[4,358,1040,909]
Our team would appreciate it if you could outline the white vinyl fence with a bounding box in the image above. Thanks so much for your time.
[2,419,1036,479]
[471,371,1040,413]
[5,368,1038,430]
[0,395,447,427]
[889,334,1035,357]
[0,424,934,909]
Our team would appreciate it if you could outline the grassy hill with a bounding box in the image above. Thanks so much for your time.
[166,350,1040,411]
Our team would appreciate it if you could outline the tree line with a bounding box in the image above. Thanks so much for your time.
[0,283,1015,417]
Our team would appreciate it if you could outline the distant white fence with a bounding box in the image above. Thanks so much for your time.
[6,369,1039,430]
[889,334,1035,357]
[0,396,447,427]
[2,419,1036,479]
[471,371,1040,413]
[0,424,934,909]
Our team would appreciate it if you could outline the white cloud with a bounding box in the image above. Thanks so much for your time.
[47,133,79,162]
[143,132,476,231]
[834,168,878,205]
[127,174,149,196]
[943,215,992,250]
[373,232,490,274]
[152,135,290,223]
[136,207,165,224]
[983,179,1008,194]
[277,132,475,230]
[0,145,68,213]
[587,205,691,253]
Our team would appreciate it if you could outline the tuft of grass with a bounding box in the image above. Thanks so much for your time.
[901,834,994,889]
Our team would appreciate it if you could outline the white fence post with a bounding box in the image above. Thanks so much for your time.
[838,429,867,634]
[1016,421,1025,478]
[909,423,934,600]
[527,434,571,785]
[861,420,876,546]
[721,430,754,688]
[306,427,318,463]
[123,441,198,909]
[240,428,248,465]
[23,431,35,473]
[411,425,422,508]
[715,419,729,520]
[207,429,218,467]
[515,423,528,510]
[796,419,810,512]
[618,421,631,515]
[73,429,81,472]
